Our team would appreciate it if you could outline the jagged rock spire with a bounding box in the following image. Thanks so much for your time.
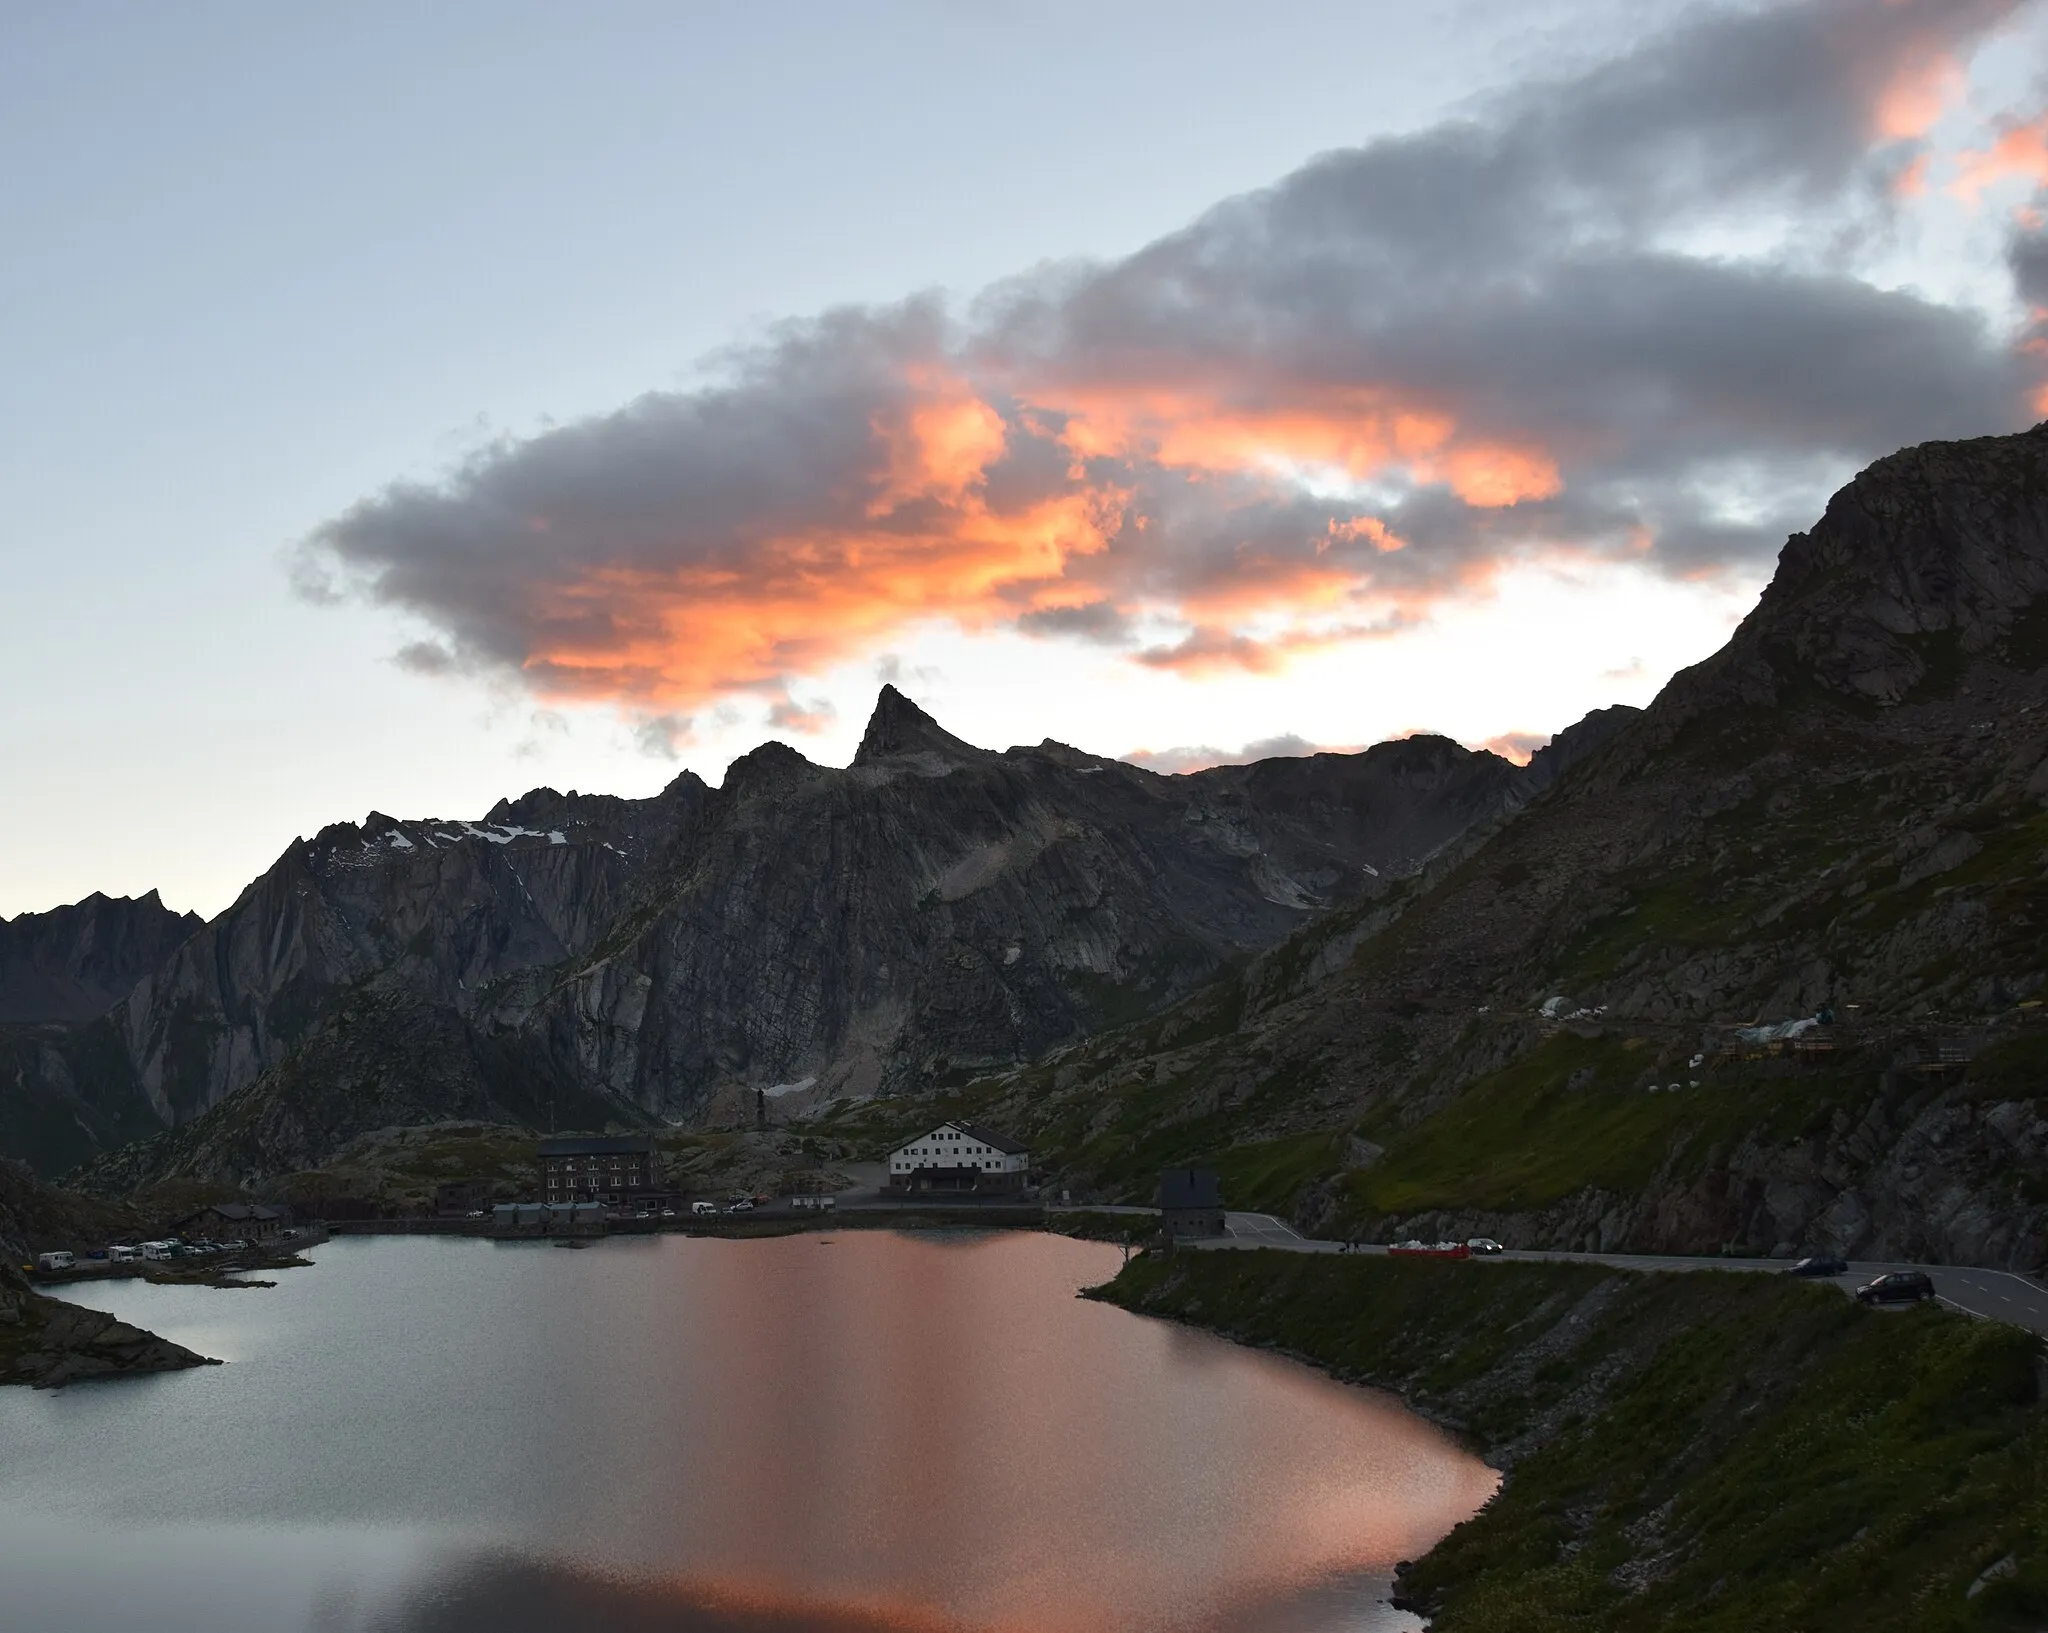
[852,685,982,766]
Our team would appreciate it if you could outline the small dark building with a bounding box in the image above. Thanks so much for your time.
[435,1179,487,1217]
[1158,1169,1226,1237]
[539,1135,659,1207]
[176,1201,294,1241]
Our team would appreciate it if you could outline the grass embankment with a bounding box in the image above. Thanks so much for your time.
[1096,1250,2048,1632]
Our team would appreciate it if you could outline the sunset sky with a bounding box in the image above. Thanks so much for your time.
[5,0,2048,918]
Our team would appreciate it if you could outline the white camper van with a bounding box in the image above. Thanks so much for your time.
[34,1251,74,1273]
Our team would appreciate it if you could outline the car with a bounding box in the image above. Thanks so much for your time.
[726,1199,755,1214]
[691,1201,718,1216]
[1466,1238,1505,1256]
[659,1208,676,1219]
[1787,1255,1848,1278]
[1856,1271,1935,1305]
[109,1244,142,1263]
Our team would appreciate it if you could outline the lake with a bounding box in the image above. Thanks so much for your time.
[0,1231,1495,1633]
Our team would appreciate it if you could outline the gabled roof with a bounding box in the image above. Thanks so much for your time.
[538,1135,657,1157]
[180,1202,289,1224]
[955,1121,1028,1155]
[892,1121,1029,1156]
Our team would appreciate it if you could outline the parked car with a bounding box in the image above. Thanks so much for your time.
[1856,1271,1935,1304]
[1787,1255,1849,1278]
[1466,1238,1505,1256]
[691,1201,718,1216]
[726,1199,755,1214]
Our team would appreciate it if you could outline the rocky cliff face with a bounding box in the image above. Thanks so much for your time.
[0,891,199,1025]
[519,688,1555,1122]
[965,422,2048,1272]
[110,778,706,1129]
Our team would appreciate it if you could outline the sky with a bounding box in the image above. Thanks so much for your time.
[4,0,2047,920]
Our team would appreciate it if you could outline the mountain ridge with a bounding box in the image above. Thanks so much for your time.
[8,698,1608,1185]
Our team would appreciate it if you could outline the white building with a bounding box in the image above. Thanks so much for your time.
[886,1121,1030,1194]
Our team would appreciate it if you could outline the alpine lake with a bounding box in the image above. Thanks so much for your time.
[0,1230,1495,1633]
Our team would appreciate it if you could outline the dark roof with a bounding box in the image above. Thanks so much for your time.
[180,1202,289,1224]
[951,1122,1028,1155]
[1158,1169,1223,1210]
[538,1136,657,1157]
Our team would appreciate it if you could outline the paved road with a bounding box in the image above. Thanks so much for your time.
[1175,1211,2048,1338]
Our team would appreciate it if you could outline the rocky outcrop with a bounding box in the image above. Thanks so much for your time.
[109,777,707,1129]
[0,1162,215,1389]
[79,987,639,1192]
[0,1272,219,1389]
[980,421,2048,1271]
[519,691,1550,1119]
[0,890,199,1024]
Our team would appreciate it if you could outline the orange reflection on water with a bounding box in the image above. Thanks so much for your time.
[517,1232,1494,1633]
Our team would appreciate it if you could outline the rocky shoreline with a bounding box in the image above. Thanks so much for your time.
[1,1273,219,1389]
[1093,1247,2048,1631]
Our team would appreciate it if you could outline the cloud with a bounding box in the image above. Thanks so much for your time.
[1476,731,1551,766]
[299,0,2048,721]
[1123,732,1357,774]
[1954,112,2048,200]
[767,695,837,734]
[394,640,458,676]
[632,713,692,759]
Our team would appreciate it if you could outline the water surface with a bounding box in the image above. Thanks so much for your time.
[1,1231,1493,1632]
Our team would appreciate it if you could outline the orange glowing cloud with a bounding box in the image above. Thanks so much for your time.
[1047,386,1562,508]
[1870,51,1963,141]
[1475,731,1547,765]
[1953,113,2048,201]
[525,491,1123,705]
[307,0,2047,733]
[1329,515,1406,552]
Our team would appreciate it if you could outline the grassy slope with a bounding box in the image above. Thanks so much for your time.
[1096,1251,2048,1632]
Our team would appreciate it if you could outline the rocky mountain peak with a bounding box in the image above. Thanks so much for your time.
[0,889,201,1025]
[1649,421,2048,733]
[852,685,984,768]
[722,739,824,801]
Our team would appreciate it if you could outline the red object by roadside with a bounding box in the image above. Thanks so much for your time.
[1388,1242,1471,1260]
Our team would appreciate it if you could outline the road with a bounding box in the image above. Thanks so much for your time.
[1160,1210,2048,1337]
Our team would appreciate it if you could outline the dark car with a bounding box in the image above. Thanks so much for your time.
[1787,1255,1848,1278]
[1856,1271,1935,1305]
